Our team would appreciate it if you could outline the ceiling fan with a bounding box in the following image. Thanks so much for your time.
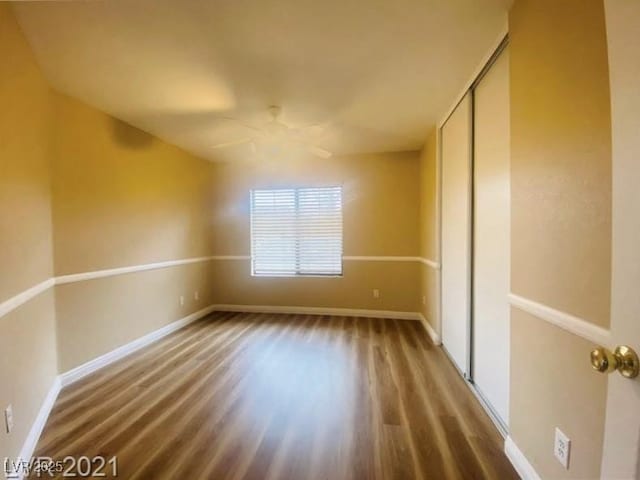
[211,106,332,159]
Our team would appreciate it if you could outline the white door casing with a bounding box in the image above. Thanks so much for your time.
[601,1,640,478]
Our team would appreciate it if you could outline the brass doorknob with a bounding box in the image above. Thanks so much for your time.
[590,345,639,379]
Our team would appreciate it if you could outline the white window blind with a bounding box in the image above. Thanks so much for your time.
[250,186,343,276]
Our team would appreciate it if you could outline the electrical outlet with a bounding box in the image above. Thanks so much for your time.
[179,295,185,306]
[4,405,13,434]
[422,295,426,305]
[194,291,199,301]
[554,427,571,469]
[373,289,380,299]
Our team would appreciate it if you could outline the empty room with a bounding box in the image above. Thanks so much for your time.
[1,0,638,479]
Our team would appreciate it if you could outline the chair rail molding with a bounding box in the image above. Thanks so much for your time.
[1,254,441,320]
[509,293,611,346]
[0,278,55,319]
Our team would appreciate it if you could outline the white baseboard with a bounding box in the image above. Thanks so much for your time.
[8,305,216,478]
[505,436,542,480]
[58,303,420,389]
[59,304,217,387]
[418,313,442,345]
[11,377,62,479]
[13,302,420,476]
[59,304,420,388]
[212,304,421,321]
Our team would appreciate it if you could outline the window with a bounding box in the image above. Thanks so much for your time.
[250,186,343,276]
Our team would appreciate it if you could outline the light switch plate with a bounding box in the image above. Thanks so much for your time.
[554,427,571,469]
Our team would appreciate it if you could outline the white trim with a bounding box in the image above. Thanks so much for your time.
[509,293,611,345]
[418,257,441,269]
[55,256,219,285]
[0,278,54,319]
[59,304,217,386]
[418,313,441,345]
[10,305,216,478]
[0,255,435,320]
[214,255,436,264]
[1,258,225,319]
[504,436,542,480]
[57,303,422,388]
[343,255,421,262]
[211,255,250,260]
[12,302,423,475]
[212,304,421,321]
[343,256,441,269]
[13,377,62,480]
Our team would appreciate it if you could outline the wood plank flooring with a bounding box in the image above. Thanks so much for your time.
[33,312,518,479]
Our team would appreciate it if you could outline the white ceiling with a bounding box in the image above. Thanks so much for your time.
[14,0,510,162]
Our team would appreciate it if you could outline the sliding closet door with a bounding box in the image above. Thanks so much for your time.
[441,93,472,376]
[472,46,510,427]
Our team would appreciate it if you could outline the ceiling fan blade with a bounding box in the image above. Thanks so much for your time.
[293,123,328,136]
[308,145,332,159]
[210,138,253,149]
[218,117,263,133]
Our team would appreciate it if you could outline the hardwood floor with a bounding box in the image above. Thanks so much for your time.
[33,312,517,479]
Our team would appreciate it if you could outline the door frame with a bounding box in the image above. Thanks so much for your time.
[600,1,640,477]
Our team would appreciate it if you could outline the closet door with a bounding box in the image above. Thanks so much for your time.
[441,93,472,376]
[472,46,510,427]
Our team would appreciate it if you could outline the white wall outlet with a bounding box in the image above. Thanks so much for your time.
[4,405,13,434]
[554,427,571,469]
[179,295,185,306]
[422,295,426,305]
[194,291,199,301]
[373,289,380,299]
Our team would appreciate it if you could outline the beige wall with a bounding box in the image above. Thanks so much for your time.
[0,5,53,299]
[0,3,58,462]
[418,129,439,329]
[212,260,420,312]
[1,1,220,460]
[419,129,438,262]
[50,92,217,371]
[0,291,58,463]
[55,262,215,371]
[510,0,612,328]
[209,152,421,312]
[3,0,427,429]
[511,309,608,479]
[50,93,215,275]
[509,0,611,477]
